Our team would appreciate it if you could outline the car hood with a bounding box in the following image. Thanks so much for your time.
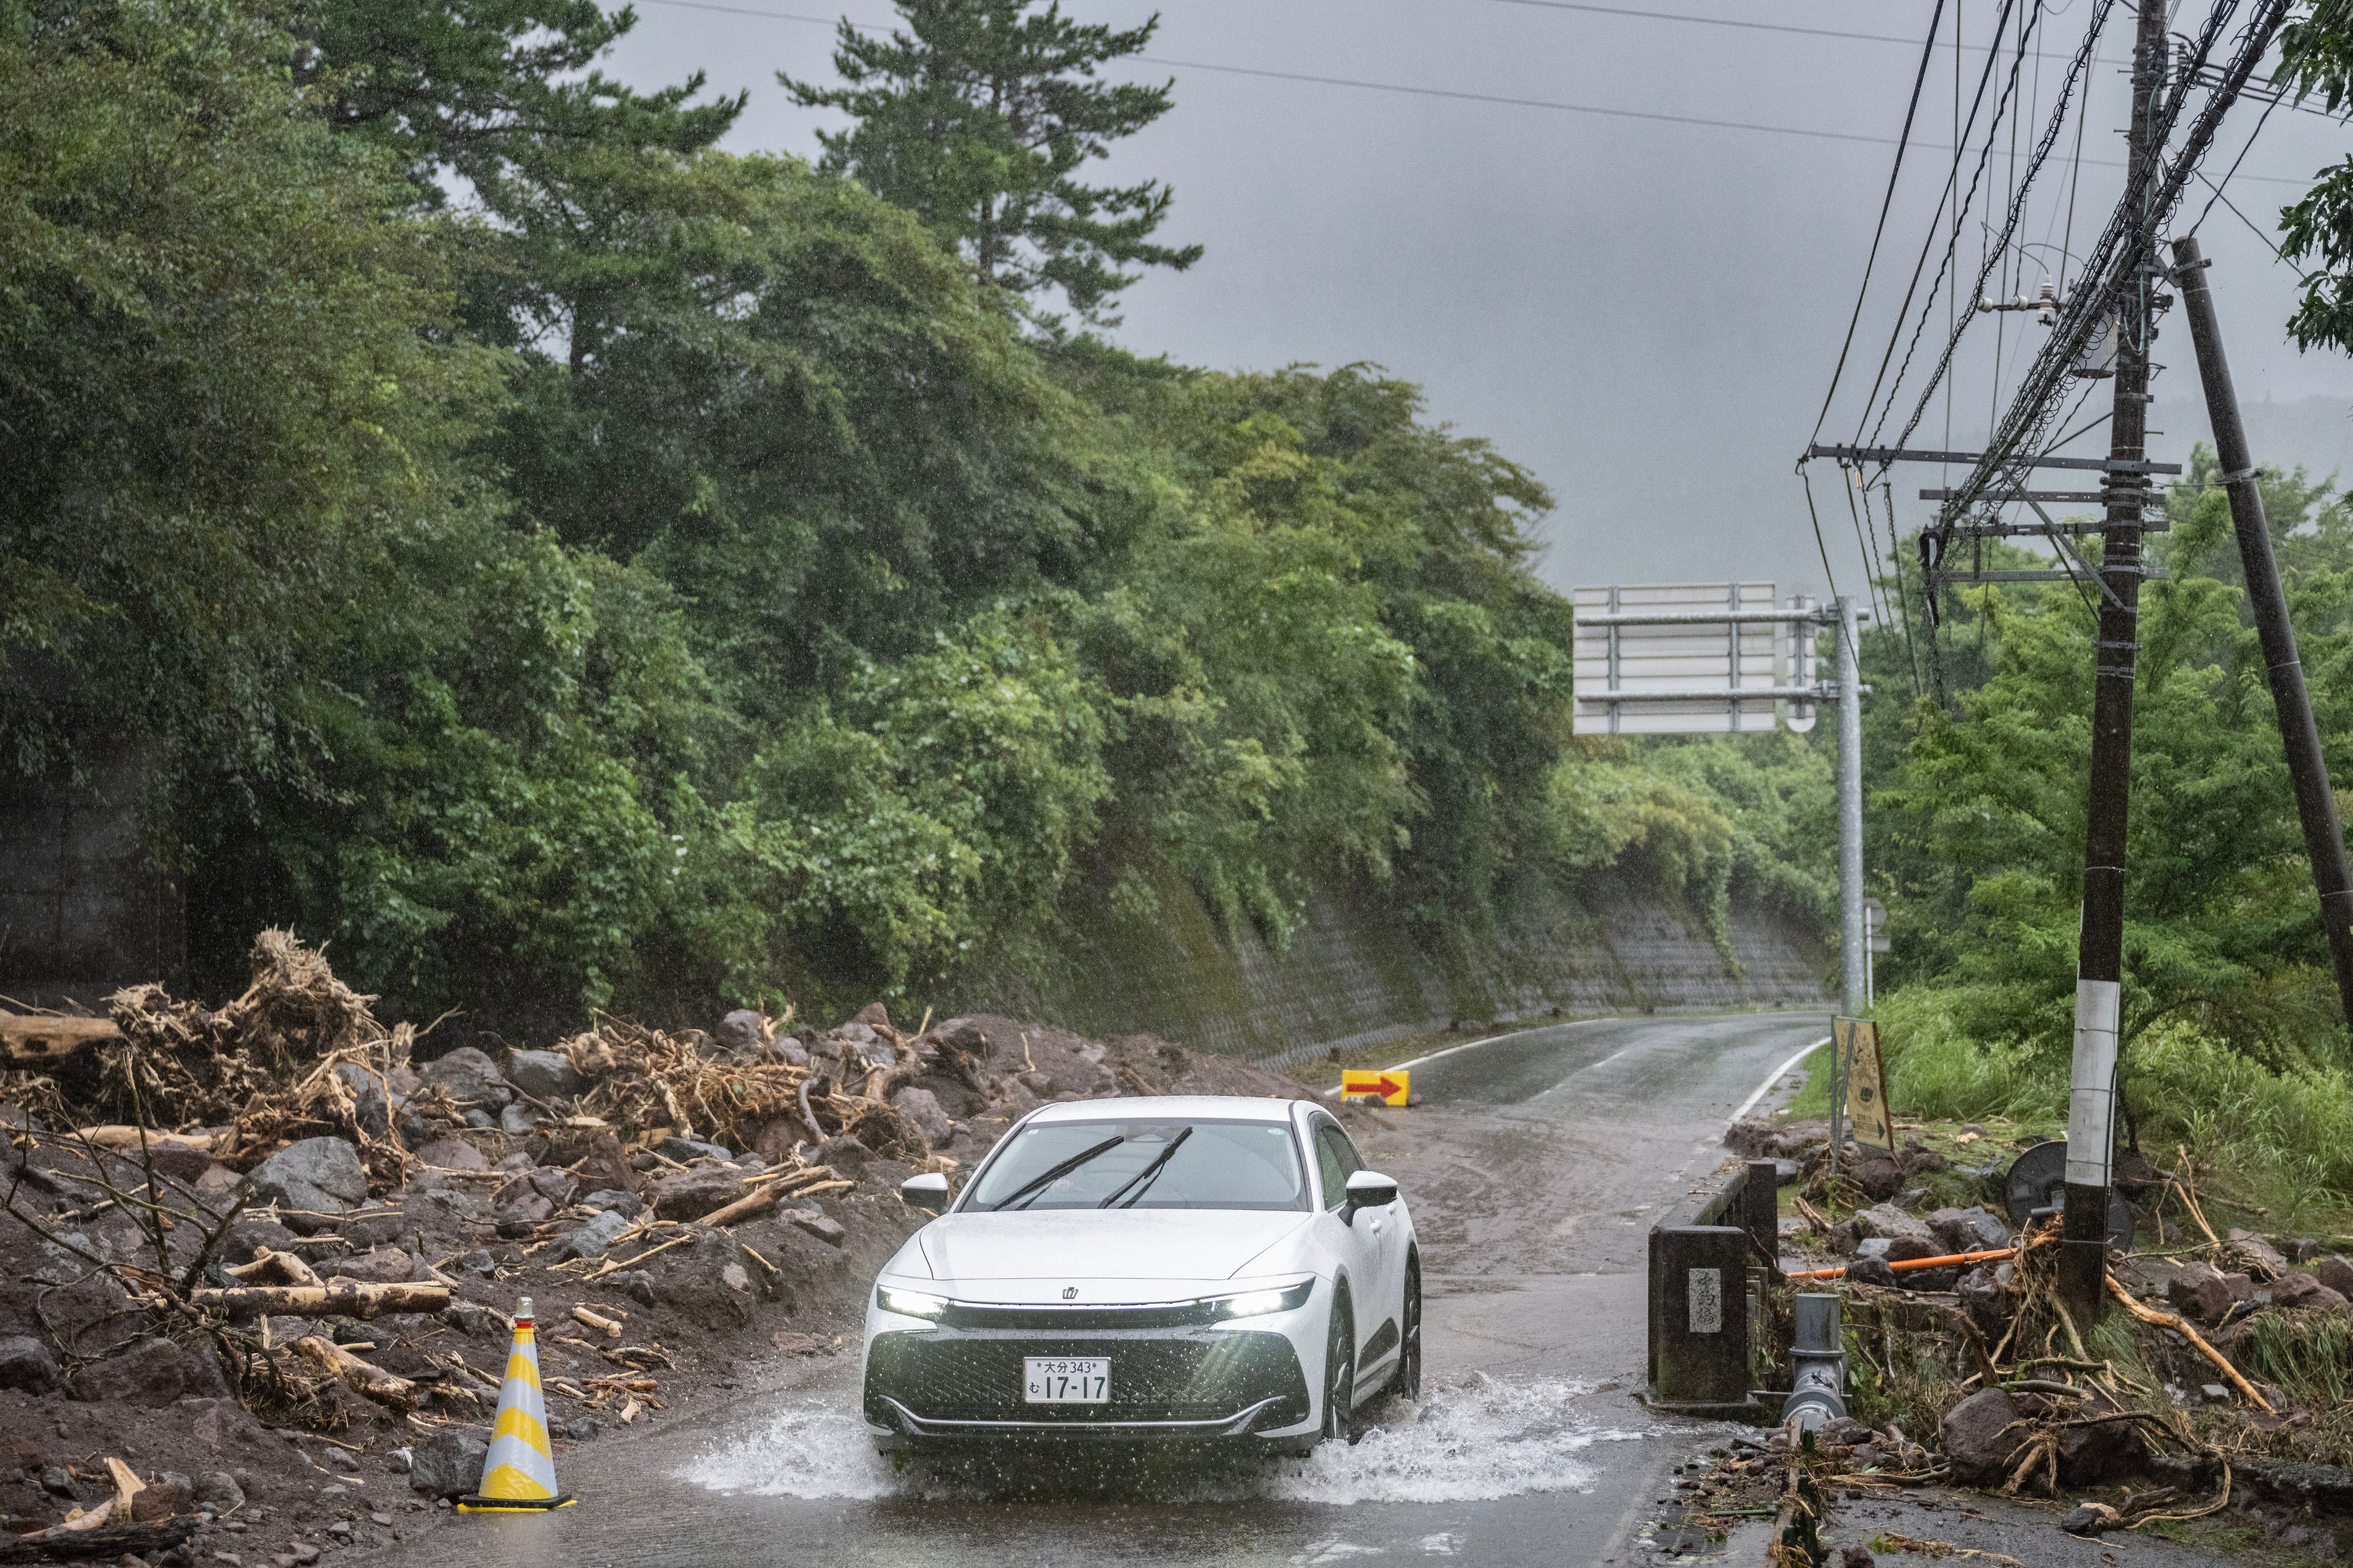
[915,1209,1309,1300]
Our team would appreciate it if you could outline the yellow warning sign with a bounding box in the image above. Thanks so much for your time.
[1833,1016,1892,1152]
[1341,1068,1411,1107]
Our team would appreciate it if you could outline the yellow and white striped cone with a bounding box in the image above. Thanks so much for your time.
[456,1297,576,1512]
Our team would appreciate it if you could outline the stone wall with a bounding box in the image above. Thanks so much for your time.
[942,873,1832,1066]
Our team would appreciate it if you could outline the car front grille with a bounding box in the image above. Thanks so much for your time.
[865,1328,1309,1428]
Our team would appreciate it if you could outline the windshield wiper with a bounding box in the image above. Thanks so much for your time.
[1099,1126,1193,1209]
[991,1135,1126,1211]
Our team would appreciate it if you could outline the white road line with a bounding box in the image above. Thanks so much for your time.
[1728,1036,1832,1126]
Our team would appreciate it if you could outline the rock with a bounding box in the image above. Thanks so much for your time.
[657,1136,732,1165]
[721,1262,752,1294]
[1897,1142,1948,1175]
[775,1037,809,1067]
[403,1187,480,1238]
[1847,1256,1898,1288]
[2318,1256,2353,1300]
[1958,1265,2011,1337]
[131,1474,192,1522]
[414,1138,488,1172]
[1855,1237,1896,1262]
[2229,1227,2291,1280]
[547,1209,634,1265]
[1928,1206,2010,1253]
[851,1002,892,1032]
[1884,1235,1939,1263]
[247,1137,368,1223]
[648,1165,745,1222]
[416,1047,513,1110]
[770,1331,824,1356]
[559,1417,597,1442]
[1773,1159,1800,1186]
[490,1166,575,1226]
[789,1209,846,1246]
[1941,1388,2026,1483]
[330,1246,419,1285]
[406,1430,488,1499]
[39,1465,73,1496]
[621,1270,657,1307]
[0,1335,58,1393]
[2058,1406,2146,1482]
[562,1132,638,1196]
[1851,1159,1904,1202]
[344,1207,407,1249]
[2059,1503,2116,1536]
[709,1010,768,1061]
[2169,1260,2248,1325]
[752,1116,812,1166]
[442,1302,501,1337]
[1851,1202,1934,1243]
[2271,1271,2352,1315]
[501,1049,585,1102]
[1724,1119,1777,1159]
[181,1340,233,1400]
[812,1133,875,1173]
[579,1187,644,1219]
[656,1231,757,1329]
[332,1062,396,1139]
[181,1395,269,1453]
[498,1102,542,1136]
[193,1472,245,1513]
[69,1337,184,1405]
[889,1087,953,1149]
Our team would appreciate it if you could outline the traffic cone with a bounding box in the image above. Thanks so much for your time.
[456,1297,576,1512]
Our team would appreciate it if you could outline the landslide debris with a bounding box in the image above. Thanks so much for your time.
[0,932,1319,1565]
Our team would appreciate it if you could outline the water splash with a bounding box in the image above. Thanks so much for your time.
[684,1375,1645,1506]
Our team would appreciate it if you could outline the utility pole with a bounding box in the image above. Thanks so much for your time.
[2171,233,2353,1028]
[1837,596,1868,1018]
[2059,0,2168,1325]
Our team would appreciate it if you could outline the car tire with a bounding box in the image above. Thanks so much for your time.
[1323,1288,1358,1446]
[1389,1252,1422,1401]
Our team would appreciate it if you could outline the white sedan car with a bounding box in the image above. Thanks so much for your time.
[861,1095,1420,1453]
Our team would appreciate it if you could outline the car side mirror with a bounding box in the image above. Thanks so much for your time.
[1341,1169,1398,1224]
[901,1172,951,1215]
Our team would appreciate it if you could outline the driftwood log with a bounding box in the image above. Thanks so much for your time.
[292,1335,417,1413]
[0,1014,120,1069]
[0,1516,199,1563]
[191,1281,449,1320]
[695,1185,781,1229]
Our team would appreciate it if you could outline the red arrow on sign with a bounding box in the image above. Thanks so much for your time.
[1373,1076,1403,1099]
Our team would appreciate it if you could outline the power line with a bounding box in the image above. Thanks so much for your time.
[629,0,2312,182]
[1475,0,2118,62]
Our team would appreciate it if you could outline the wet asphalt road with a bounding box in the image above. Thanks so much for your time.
[378,1010,1837,1567]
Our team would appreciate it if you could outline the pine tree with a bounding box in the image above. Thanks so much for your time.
[782,0,1201,319]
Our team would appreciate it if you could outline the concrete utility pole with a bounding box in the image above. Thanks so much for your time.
[2171,234,2353,1030]
[1837,596,1867,1018]
[2060,0,2169,1325]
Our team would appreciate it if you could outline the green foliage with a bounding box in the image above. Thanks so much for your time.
[782,0,1201,318]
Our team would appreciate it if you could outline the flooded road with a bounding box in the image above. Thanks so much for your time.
[378,1009,1830,1566]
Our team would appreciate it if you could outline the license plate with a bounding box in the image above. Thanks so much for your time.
[1023,1356,1109,1404]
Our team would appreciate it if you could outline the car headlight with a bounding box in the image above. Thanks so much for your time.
[1214,1279,1316,1319]
[876,1284,948,1319]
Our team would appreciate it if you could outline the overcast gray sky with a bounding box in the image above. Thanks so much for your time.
[602,0,2353,604]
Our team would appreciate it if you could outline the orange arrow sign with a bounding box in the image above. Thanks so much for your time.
[1340,1068,1411,1107]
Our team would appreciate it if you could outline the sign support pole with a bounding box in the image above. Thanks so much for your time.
[1837,596,1867,1018]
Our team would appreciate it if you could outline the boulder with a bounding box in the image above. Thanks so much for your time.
[332,1062,397,1139]
[180,1341,233,1400]
[407,1430,489,1499]
[579,1187,644,1219]
[2272,1271,2352,1315]
[851,1002,893,1033]
[414,1137,488,1172]
[331,1246,420,1285]
[1851,1202,1934,1244]
[753,1116,811,1166]
[2229,1228,2291,1281]
[655,1230,759,1329]
[491,1166,575,1227]
[248,1136,368,1222]
[193,1472,245,1513]
[2169,1260,2249,1325]
[1851,1159,1904,1202]
[890,1087,954,1149]
[2318,1255,2353,1300]
[499,1102,543,1136]
[658,1135,732,1165]
[0,1335,58,1393]
[648,1165,745,1222]
[1941,1387,2027,1483]
[502,1049,585,1102]
[417,1046,514,1110]
[1958,1264,2011,1338]
[1928,1206,2010,1254]
[547,1209,634,1265]
[2059,1406,2147,1483]
[131,1473,191,1522]
[812,1133,875,1174]
[141,1142,221,1185]
[562,1132,637,1196]
[709,1010,768,1061]
[1724,1119,1777,1159]
[789,1209,846,1246]
[68,1336,184,1406]
[1846,1256,1898,1288]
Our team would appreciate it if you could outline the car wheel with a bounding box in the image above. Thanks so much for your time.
[1323,1289,1358,1446]
[1389,1253,1422,1401]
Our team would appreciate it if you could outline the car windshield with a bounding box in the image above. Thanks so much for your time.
[964,1119,1309,1212]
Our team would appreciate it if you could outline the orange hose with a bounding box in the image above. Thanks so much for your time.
[1785,1244,2017,1281]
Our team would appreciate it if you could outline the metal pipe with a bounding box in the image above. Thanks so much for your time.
[1782,1293,1847,1430]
